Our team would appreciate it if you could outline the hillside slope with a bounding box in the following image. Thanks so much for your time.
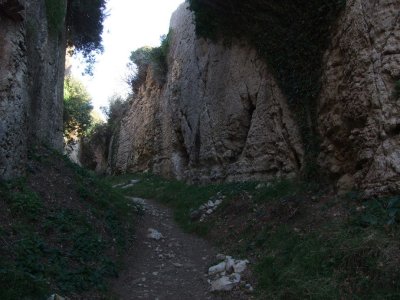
[0,145,138,299]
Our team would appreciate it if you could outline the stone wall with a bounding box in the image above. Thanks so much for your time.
[0,0,27,178]
[109,1,400,196]
[111,4,304,183]
[0,0,66,179]
[318,0,400,196]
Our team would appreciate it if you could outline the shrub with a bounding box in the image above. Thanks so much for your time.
[63,76,93,144]
[127,31,172,92]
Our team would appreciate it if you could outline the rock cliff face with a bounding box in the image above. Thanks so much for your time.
[110,1,400,196]
[318,0,400,196]
[0,0,66,179]
[111,4,304,183]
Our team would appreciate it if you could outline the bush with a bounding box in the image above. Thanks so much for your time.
[127,32,172,92]
[63,76,93,144]
[127,47,153,93]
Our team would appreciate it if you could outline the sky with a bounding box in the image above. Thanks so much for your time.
[71,0,184,114]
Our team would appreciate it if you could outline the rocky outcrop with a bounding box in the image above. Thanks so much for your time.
[111,4,304,183]
[318,0,400,196]
[0,0,66,179]
[109,1,400,196]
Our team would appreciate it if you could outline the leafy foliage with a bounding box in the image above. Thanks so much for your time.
[149,32,171,82]
[128,47,153,92]
[188,0,346,178]
[63,76,93,143]
[127,32,172,92]
[66,0,107,59]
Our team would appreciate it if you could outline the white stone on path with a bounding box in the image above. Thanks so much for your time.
[147,228,163,240]
[225,256,235,272]
[208,261,226,276]
[233,259,249,273]
[210,273,241,291]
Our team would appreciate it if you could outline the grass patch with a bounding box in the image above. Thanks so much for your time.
[0,147,137,299]
[110,173,312,236]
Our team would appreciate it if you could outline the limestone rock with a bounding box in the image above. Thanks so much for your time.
[147,228,163,240]
[208,261,226,276]
[109,3,304,184]
[233,259,249,274]
[105,1,400,198]
[0,0,66,180]
[318,0,400,197]
[210,273,241,292]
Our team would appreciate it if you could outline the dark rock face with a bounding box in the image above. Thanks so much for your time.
[0,0,66,179]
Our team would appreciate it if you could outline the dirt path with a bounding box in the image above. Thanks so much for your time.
[111,197,232,300]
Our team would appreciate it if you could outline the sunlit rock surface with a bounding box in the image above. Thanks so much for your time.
[111,4,304,183]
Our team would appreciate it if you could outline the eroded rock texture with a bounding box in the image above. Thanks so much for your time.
[111,4,304,183]
[318,0,400,196]
[0,0,27,178]
[0,0,66,179]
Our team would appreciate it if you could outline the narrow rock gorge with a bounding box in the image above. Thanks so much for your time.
[1,0,400,198]
[103,1,400,197]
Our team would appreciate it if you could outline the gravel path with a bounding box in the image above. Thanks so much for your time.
[110,197,230,300]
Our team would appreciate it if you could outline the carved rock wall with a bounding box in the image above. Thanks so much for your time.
[318,0,400,196]
[111,4,304,183]
[0,0,66,179]
[0,1,27,178]
[109,1,400,196]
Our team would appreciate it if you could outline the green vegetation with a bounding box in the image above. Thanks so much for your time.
[63,76,93,144]
[128,31,172,90]
[188,0,346,178]
[112,172,400,299]
[66,0,106,71]
[0,148,137,299]
[45,0,107,67]
[45,0,66,35]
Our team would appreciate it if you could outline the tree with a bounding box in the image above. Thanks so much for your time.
[66,0,107,74]
[127,33,171,92]
[127,47,153,93]
[63,76,93,144]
